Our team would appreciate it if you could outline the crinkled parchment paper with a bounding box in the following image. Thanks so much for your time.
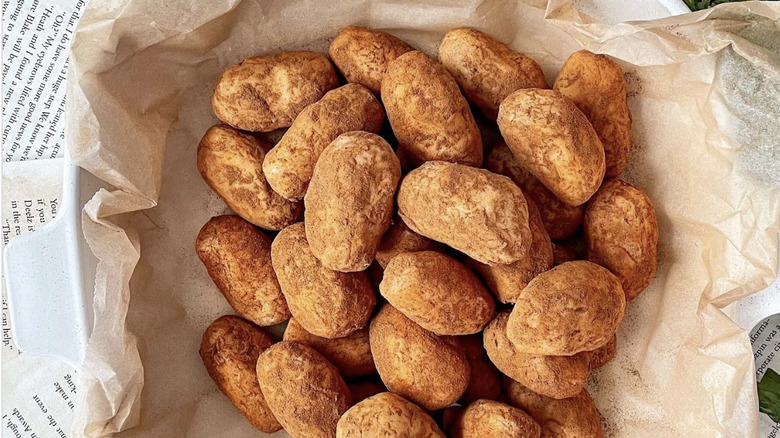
[64,0,780,436]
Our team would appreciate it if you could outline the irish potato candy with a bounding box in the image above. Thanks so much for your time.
[375,217,445,268]
[498,89,605,206]
[398,161,532,265]
[382,51,483,167]
[271,222,375,339]
[348,378,387,405]
[507,261,626,356]
[370,304,470,411]
[212,51,337,132]
[336,392,445,438]
[555,50,633,178]
[329,26,414,94]
[380,251,495,335]
[263,84,385,201]
[451,399,541,438]
[283,317,375,378]
[195,215,290,326]
[589,335,618,370]
[585,178,659,301]
[256,341,351,438]
[305,131,401,272]
[504,378,605,438]
[460,334,502,404]
[470,192,554,304]
[439,27,547,120]
[197,125,302,230]
[486,141,584,240]
[484,310,590,400]
[197,27,651,438]
[552,243,579,266]
[199,316,280,433]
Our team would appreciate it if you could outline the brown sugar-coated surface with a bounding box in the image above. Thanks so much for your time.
[305,131,401,272]
[375,217,446,268]
[397,161,532,265]
[484,311,589,399]
[459,334,502,404]
[256,341,351,438]
[441,406,465,436]
[329,26,415,94]
[369,304,470,411]
[439,28,548,120]
[196,124,302,230]
[196,216,290,326]
[380,251,495,335]
[554,50,632,178]
[504,378,605,438]
[263,84,385,201]
[283,317,375,378]
[552,243,579,266]
[506,261,625,356]
[271,223,376,339]
[381,51,483,168]
[451,399,541,438]
[471,193,553,304]
[199,316,281,433]
[589,334,617,370]
[336,392,445,438]
[348,377,387,404]
[212,51,337,132]
[584,178,659,301]
[486,141,584,240]
[497,89,605,207]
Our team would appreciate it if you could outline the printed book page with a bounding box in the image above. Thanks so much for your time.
[2,0,86,435]
[1,158,79,438]
[3,0,86,162]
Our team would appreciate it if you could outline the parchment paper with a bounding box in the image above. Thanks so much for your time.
[64,1,780,437]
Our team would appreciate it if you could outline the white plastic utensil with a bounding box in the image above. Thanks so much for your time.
[4,161,100,369]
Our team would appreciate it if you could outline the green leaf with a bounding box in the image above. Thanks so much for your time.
[683,0,710,11]
[710,0,752,5]
[759,368,780,424]
[683,0,772,11]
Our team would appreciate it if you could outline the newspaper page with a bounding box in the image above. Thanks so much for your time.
[2,0,86,436]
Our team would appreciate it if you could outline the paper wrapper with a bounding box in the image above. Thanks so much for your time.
[64,0,780,436]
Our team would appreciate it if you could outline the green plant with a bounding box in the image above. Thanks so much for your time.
[758,368,780,424]
[684,0,761,11]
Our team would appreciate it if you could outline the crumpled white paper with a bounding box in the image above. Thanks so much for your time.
[64,0,780,436]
